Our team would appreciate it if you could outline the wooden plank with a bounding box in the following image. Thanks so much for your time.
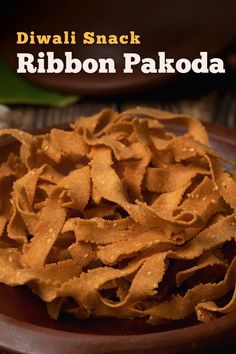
[1,93,235,131]
[5,101,118,130]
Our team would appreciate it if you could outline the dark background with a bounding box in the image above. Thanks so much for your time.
[0,0,236,129]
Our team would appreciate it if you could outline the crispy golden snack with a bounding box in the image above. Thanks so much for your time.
[0,107,236,324]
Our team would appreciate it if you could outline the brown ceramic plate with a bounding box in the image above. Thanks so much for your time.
[0,122,236,354]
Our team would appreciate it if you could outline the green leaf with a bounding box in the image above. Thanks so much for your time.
[0,58,78,107]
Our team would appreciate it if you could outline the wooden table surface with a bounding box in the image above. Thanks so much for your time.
[1,74,236,131]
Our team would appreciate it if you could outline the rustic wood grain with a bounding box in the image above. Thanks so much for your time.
[1,92,236,130]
